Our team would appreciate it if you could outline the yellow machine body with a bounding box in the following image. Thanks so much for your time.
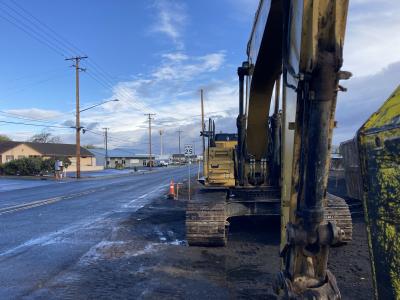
[205,139,237,187]
[357,85,400,299]
[192,1,354,297]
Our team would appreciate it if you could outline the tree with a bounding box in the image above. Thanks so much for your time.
[29,131,62,143]
[2,157,42,176]
[0,156,71,176]
[84,144,97,149]
[0,135,11,142]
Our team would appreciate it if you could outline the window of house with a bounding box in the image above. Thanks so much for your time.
[6,155,14,162]
[18,155,25,159]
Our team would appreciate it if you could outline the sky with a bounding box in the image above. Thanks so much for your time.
[0,0,399,154]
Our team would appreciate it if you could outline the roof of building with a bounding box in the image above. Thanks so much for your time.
[0,141,94,157]
[87,148,105,166]
[107,148,137,158]
[0,141,17,154]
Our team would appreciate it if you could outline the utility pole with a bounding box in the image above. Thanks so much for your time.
[66,55,87,179]
[177,129,183,154]
[159,129,164,156]
[200,89,206,176]
[192,140,197,155]
[200,89,205,153]
[145,113,156,170]
[103,128,109,168]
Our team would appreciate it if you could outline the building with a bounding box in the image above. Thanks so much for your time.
[171,153,186,164]
[107,148,154,168]
[0,141,102,172]
[85,147,106,167]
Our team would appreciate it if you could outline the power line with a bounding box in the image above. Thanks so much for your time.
[85,69,150,113]
[0,5,66,57]
[0,1,155,115]
[0,110,60,125]
[6,66,66,84]
[85,69,151,113]
[8,0,84,56]
[1,71,69,97]
[85,130,147,154]
[0,120,73,129]
[83,129,144,145]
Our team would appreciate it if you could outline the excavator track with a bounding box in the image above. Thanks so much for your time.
[186,192,228,247]
[325,193,353,243]
[186,192,352,247]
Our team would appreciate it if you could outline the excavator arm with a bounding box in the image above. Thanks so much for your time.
[242,0,350,297]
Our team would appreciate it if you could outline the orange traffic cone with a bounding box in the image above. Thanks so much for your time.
[168,180,175,199]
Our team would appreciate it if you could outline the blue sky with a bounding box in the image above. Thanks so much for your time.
[0,0,399,153]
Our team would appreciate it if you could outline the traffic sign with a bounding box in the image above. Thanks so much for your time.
[184,144,193,156]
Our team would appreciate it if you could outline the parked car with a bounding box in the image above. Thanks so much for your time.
[156,160,168,167]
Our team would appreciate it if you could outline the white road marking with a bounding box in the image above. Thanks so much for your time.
[0,187,107,216]
[0,183,169,258]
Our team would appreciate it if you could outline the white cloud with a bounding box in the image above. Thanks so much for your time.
[334,61,400,144]
[151,0,187,49]
[4,108,62,120]
[153,51,225,81]
[27,50,229,151]
[161,52,188,62]
[343,0,400,76]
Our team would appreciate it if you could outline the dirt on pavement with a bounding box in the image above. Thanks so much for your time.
[33,178,374,299]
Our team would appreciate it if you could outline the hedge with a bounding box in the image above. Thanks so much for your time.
[0,157,71,176]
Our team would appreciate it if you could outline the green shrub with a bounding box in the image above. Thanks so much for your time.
[1,156,72,176]
[3,157,42,176]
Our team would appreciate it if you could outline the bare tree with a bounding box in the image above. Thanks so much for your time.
[29,131,62,143]
[84,144,98,149]
[0,135,11,142]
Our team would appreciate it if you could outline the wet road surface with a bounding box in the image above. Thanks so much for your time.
[0,166,194,299]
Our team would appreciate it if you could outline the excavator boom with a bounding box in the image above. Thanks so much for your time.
[188,1,352,298]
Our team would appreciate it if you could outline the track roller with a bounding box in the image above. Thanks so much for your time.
[325,193,353,243]
[186,198,228,247]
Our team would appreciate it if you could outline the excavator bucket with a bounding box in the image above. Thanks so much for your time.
[357,85,400,299]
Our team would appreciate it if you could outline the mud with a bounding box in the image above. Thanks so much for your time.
[32,178,374,299]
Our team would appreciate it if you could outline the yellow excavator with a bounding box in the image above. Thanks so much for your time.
[186,0,353,297]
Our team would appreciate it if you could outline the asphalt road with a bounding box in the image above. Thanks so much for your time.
[0,166,195,299]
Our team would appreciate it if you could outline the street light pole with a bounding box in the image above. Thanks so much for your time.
[103,128,109,168]
[159,129,164,156]
[192,140,197,155]
[75,99,118,172]
[177,129,183,154]
[144,113,156,170]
